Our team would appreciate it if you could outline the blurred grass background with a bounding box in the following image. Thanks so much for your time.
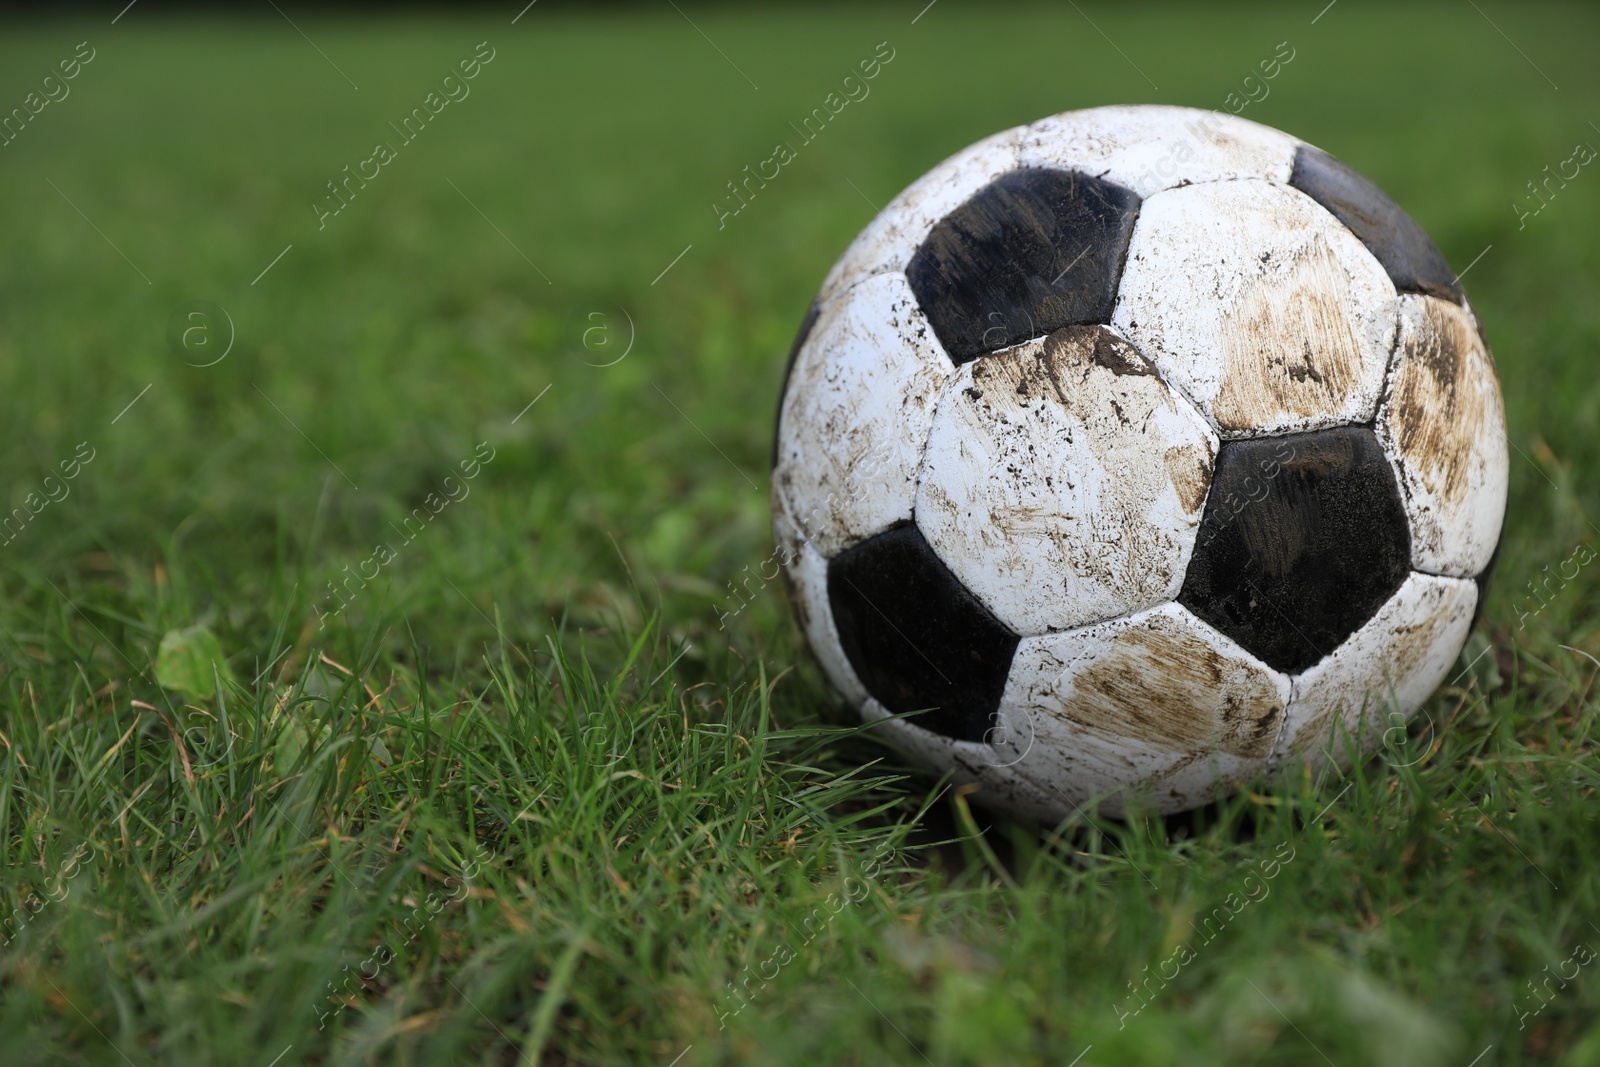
[0,2,1598,1064]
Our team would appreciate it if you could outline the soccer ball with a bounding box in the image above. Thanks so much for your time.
[771,105,1506,820]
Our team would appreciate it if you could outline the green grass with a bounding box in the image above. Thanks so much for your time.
[1,2,1599,1063]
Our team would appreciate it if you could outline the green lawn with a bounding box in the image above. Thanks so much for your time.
[2,2,1599,1064]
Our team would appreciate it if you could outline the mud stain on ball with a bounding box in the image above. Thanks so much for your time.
[1389,298,1497,514]
[1066,614,1284,759]
[1213,236,1365,432]
[1085,329,1157,377]
[1162,445,1210,514]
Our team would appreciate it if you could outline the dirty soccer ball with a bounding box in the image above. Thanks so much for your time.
[771,105,1507,820]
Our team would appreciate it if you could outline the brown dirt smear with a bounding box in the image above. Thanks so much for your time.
[1212,235,1364,432]
[1067,614,1283,759]
[1388,298,1496,511]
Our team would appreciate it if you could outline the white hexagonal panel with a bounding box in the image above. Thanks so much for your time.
[1272,572,1477,774]
[1113,179,1398,437]
[989,602,1291,818]
[1377,295,1508,577]
[774,272,953,559]
[913,325,1217,637]
[816,126,1024,306]
[1017,104,1300,198]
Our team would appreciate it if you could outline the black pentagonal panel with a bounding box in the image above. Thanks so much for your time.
[1178,427,1411,674]
[828,523,1019,743]
[1290,145,1462,304]
[906,168,1141,364]
[770,297,822,466]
